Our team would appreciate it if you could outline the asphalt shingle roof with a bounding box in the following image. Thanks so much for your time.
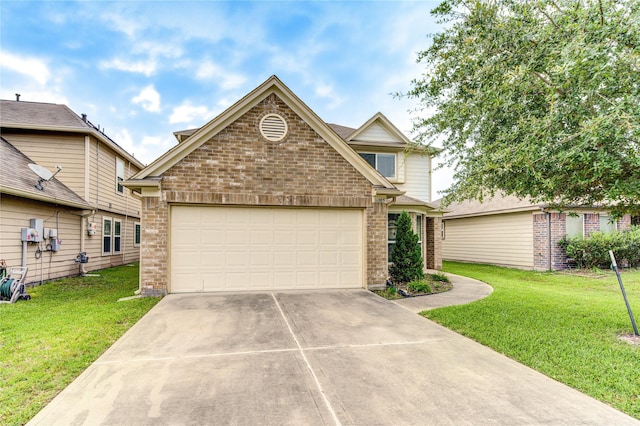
[0,100,90,129]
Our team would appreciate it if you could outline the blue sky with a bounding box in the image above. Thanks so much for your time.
[1,1,452,197]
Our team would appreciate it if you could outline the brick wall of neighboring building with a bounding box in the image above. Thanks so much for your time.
[584,213,600,237]
[139,94,387,295]
[533,213,568,271]
[618,214,632,231]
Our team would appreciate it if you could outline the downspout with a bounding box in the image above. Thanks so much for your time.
[548,211,552,271]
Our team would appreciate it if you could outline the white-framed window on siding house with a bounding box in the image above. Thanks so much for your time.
[566,214,584,238]
[102,218,112,255]
[441,222,446,240]
[359,153,396,179]
[116,158,125,194]
[134,222,141,247]
[102,218,122,255]
[599,215,617,234]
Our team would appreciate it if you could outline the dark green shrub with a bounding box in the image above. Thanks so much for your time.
[408,280,432,294]
[389,211,425,284]
[559,226,640,269]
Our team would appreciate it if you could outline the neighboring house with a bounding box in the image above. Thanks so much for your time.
[0,99,144,283]
[435,195,632,271]
[125,75,442,296]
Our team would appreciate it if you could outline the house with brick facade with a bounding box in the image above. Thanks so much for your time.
[0,99,144,284]
[124,75,442,296]
[435,195,632,271]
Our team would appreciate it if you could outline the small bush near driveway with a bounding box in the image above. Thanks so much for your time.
[0,263,159,426]
[424,262,640,420]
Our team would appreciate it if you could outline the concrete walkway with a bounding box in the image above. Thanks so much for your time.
[28,288,638,425]
[394,271,494,312]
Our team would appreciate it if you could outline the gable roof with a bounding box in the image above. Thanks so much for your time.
[347,112,412,146]
[433,195,542,219]
[0,100,144,169]
[0,137,92,209]
[129,75,398,193]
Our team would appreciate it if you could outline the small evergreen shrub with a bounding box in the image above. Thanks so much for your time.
[559,226,640,269]
[389,211,425,284]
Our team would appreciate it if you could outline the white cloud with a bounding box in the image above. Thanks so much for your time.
[314,83,343,109]
[0,51,50,85]
[169,102,215,125]
[195,60,246,90]
[99,58,157,76]
[141,135,173,148]
[132,85,161,112]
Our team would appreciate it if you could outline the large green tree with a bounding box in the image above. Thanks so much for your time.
[407,0,640,216]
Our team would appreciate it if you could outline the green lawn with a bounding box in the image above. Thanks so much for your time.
[0,263,160,426]
[423,262,640,419]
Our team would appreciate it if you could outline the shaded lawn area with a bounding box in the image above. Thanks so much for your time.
[0,263,160,426]
[423,262,640,419]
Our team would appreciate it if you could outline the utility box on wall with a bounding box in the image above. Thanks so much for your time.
[29,219,44,242]
[87,222,97,236]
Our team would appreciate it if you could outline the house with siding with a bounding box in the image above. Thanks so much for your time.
[435,195,632,271]
[125,76,442,295]
[0,99,144,284]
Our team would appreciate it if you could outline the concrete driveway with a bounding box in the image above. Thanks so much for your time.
[29,290,638,425]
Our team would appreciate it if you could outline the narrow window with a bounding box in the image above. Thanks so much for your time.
[116,158,125,194]
[416,214,423,247]
[102,218,112,255]
[566,214,584,238]
[388,213,400,260]
[441,221,446,240]
[134,223,141,247]
[113,220,122,253]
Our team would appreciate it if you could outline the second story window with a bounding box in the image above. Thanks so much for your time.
[116,158,125,194]
[359,153,396,179]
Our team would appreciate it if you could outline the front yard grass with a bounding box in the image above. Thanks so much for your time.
[0,263,159,426]
[423,261,640,419]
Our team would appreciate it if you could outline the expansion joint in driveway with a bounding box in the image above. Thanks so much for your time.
[271,292,342,426]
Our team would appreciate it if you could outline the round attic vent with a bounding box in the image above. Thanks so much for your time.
[259,113,288,141]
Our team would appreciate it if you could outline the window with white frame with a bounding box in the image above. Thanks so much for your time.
[416,214,423,247]
[102,218,112,255]
[134,222,141,247]
[359,153,396,179]
[116,158,125,194]
[599,215,617,234]
[441,221,446,240]
[103,218,122,255]
[113,220,121,253]
[388,213,400,260]
[566,214,584,238]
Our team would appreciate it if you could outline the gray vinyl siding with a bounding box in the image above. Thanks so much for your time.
[442,212,534,269]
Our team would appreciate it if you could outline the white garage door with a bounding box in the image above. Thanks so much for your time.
[170,206,363,292]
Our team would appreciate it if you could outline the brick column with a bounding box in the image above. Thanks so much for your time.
[425,217,442,270]
[366,199,388,289]
[140,197,169,296]
[584,213,599,237]
[618,214,632,231]
[534,213,568,271]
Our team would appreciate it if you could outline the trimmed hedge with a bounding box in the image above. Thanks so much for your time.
[559,226,640,269]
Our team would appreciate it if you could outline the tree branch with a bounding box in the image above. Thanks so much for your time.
[598,0,604,25]
[532,71,565,95]
[536,4,560,29]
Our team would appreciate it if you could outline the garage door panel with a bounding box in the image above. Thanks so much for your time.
[170,206,363,292]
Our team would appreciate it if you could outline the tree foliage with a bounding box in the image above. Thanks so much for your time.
[407,0,640,216]
[389,211,425,284]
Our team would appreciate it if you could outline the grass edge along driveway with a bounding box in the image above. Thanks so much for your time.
[0,263,160,426]
[424,262,640,420]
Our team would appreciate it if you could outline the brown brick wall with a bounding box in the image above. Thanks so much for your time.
[533,213,568,271]
[140,94,388,294]
[584,213,600,237]
[618,214,632,231]
[426,217,442,270]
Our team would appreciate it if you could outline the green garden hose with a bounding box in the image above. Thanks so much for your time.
[0,278,15,298]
